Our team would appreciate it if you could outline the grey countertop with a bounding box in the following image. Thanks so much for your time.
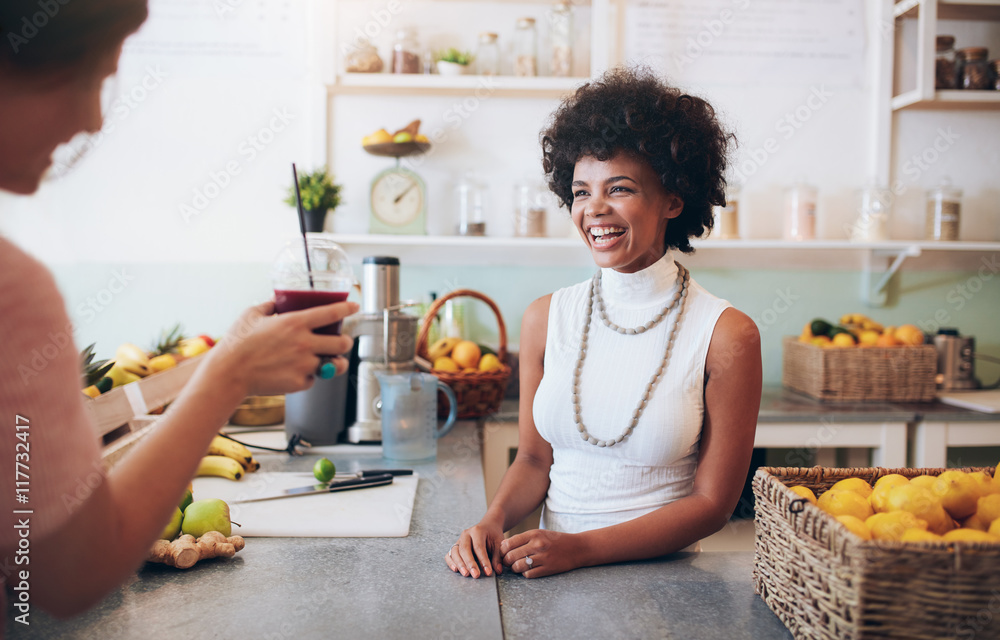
[6,422,793,640]
[489,387,999,424]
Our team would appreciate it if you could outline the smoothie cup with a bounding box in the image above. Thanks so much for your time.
[272,234,356,335]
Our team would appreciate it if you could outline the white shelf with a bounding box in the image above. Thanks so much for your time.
[329,74,588,99]
[895,0,1000,20]
[331,233,1000,269]
[892,89,1000,111]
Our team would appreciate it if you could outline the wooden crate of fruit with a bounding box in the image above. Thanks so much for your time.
[753,465,1000,640]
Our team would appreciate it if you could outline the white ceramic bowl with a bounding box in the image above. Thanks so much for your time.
[436,60,469,76]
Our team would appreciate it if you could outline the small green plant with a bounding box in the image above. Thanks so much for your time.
[436,48,474,66]
[284,167,343,212]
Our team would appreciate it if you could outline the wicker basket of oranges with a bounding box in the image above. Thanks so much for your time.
[416,289,512,420]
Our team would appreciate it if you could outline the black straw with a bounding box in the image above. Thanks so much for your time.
[291,163,315,289]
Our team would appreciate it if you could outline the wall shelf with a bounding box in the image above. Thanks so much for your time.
[332,233,1000,273]
[892,89,1000,111]
[895,0,1000,20]
[329,74,588,99]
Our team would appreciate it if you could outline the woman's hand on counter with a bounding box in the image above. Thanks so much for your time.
[208,299,357,396]
[446,517,505,578]
[500,529,586,579]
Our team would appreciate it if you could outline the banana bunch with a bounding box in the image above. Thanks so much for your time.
[195,436,261,481]
[839,313,884,335]
[427,337,461,362]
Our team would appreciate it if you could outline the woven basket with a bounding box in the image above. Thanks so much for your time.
[753,466,1000,640]
[782,336,937,402]
[417,289,512,420]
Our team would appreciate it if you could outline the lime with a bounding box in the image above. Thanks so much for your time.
[313,458,336,483]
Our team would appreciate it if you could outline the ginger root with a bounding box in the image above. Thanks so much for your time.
[148,531,245,569]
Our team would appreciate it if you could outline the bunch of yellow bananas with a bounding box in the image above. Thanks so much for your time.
[195,436,260,481]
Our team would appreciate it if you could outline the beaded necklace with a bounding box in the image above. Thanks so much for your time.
[572,263,690,448]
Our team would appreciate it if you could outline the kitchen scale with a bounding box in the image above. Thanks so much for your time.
[364,141,431,235]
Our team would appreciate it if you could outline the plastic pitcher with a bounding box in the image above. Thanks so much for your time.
[375,372,457,461]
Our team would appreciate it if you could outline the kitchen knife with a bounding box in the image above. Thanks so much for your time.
[233,473,394,504]
[334,469,413,478]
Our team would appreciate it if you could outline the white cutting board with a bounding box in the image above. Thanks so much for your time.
[192,472,418,537]
[937,390,1000,414]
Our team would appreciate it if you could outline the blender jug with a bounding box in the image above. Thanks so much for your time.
[375,372,457,461]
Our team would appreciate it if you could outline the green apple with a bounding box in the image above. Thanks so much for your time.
[392,132,413,144]
[160,507,183,541]
[182,498,232,537]
[179,488,194,513]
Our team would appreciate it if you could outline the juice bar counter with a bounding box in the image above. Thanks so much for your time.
[9,422,790,639]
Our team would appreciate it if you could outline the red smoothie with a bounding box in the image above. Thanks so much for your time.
[274,289,349,335]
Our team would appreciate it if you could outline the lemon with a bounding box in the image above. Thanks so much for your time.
[969,471,1000,498]
[788,485,817,505]
[990,518,1000,537]
[432,356,460,372]
[313,457,336,483]
[870,474,910,513]
[831,477,873,499]
[961,513,989,531]
[836,515,871,540]
[909,475,937,489]
[478,353,503,373]
[830,332,856,348]
[977,494,1000,525]
[858,330,880,347]
[810,336,832,348]
[886,484,952,534]
[866,512,927,541]
[901,528,942,543]
[932,470,980,520]
[942,529,999,543]
[817,490,874,521]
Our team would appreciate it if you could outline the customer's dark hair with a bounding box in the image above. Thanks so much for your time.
[0,0,148,80]
[541,67,734,254]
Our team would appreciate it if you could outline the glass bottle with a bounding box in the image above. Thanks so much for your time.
[513,182,548,237]
[476,32,500,76]
[925,178,961,241]
[514,17,538,77]
[783,182,817,241]
[392,27,421,74]
[549,3,573,77]
[959,47,990,90]
[934,35,957,90]
[710,185,740,239]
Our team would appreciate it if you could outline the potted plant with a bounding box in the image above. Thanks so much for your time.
[436,48,474,76]
[285,167,343,233]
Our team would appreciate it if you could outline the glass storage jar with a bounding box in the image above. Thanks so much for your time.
[514,17,538,77]
[476,32,500,76]
[925,178,962,241]
[959,47,990,90]
[992,60,1000,90]
[455,173,488,236]
[344,37,384,73]
[935,35,957,90]
[549,3,573,77]
[783,182,817,241]
[710,186,740,239]
[513,182,548,237]
[850,185,891,242]
[392,27,421,74]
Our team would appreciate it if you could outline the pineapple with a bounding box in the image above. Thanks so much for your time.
[80,343,114,390]
[151,324,185,357]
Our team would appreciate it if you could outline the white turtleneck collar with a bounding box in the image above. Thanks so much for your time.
[600,251,679,309]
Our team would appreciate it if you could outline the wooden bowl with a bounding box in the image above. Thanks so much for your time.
[362,141,430,158]
[229,395,285,426]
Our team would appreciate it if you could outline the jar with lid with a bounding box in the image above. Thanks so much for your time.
[935,35,957,89]
[476,32,500,76]
[710,186,740,239]
[455,173,488,236]
[783,182,817,241]
[992,60,1000,90]
[514,17,538,77]
[959,47,990,90]
[392,27,421,74]
[548,3,573,77]
[925,178,961,241]
[344,37,384,74]
[849,185,891,243]
[513,181,548,237]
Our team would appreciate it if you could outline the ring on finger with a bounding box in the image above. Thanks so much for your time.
[525,555,533,568]
[317,356,337,380]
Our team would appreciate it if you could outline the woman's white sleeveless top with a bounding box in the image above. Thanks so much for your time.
[533,252,731,533]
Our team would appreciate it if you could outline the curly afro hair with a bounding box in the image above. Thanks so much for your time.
[541,67,734,254]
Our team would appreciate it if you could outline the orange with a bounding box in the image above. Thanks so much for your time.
[876,333,901,347]
[894,324,925,346]
[450,341,481,369]
[432,356,460,372]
